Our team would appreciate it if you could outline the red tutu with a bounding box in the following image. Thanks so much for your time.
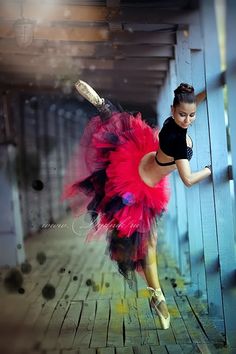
[60,108,170,277]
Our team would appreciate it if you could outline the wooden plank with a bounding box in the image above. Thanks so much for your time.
[190,28,224,319]
[57,301,83,349]
[0,65,166,81]
[97,348,115,354]
[100,272,113,299]
[90,299,110,348]
[0,3,108,22]
[166,296,182,319]
[196,343,217,354]
[32,299,59,347]
[176,28,207,298]
[133,346,151,354]
[0,24,109,42]
[107,298,124,347]
[136,298,159,345]
[111,31,175,45]
[0,55,169,71]
[42,300,70,349]
[171,318,192,344]
[187,296,225,344]
[226,0,236,208]
[180,344,201,354]
[123,297,142,346]
[150,346,168,354]
[166,344,183,354]
[160,278,176,297]
[111,8,198,25]
[116,347,134,354]
[0,41,173,59]
[156,327,176,345]
[87,272,103,300]
[124,274,137,298]
[200,0,236,346]
[73,274,90,301]
[72,300,96,348]
[63,273,82,301]
[166,60,189,277]
[78,349,97,354]
[112,272,125,298]
[0,3,198,25]
[174,296,209,343]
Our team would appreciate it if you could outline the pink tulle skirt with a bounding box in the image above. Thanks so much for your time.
[60,109,170,277]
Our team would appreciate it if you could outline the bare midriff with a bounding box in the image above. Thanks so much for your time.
[138,150,176,188]
[138,134,193,188]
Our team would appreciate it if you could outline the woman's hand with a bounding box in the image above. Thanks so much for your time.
[204,165,212,175]
[196,90,206,105]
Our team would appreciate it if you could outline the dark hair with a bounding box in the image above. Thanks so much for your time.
[173,83,196,107]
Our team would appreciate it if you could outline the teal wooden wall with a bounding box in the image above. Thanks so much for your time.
[157,0,236,347]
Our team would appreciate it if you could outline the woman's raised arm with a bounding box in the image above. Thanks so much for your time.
[175,159,211,187]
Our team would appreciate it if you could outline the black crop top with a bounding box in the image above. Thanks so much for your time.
[155,116,193,166]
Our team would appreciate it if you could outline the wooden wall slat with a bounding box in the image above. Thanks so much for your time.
[226,0,236,217]
[175,29,207,298]
[200,0,236,346]
[190,43,223,320]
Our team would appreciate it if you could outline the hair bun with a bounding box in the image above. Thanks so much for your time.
[174,83,194,95]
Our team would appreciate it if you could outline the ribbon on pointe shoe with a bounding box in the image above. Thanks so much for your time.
[147,286,166,305]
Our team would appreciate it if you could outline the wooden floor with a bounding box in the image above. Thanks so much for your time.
[0,215,231,354]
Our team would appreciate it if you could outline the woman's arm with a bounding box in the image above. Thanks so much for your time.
[175,159,211,187]
[196,90,206,105]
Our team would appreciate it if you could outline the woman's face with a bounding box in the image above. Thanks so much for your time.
[171,102,197,129]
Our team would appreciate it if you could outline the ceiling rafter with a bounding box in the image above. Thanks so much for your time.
[0,0,199,108]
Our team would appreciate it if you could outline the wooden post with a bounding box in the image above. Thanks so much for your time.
[189,24,224,323]
[0,93,25,266]
[226,0,236,217]
[200,0,236,346]
[169,59,190,279]
[175,29,207,298]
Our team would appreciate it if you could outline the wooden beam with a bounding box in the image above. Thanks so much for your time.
[0,40,174,59]
[0,73,161,93]
[91,86,160,95]
[78,69,167,80]
[201,0,236,346]
[0,24,110,42]
[111,31,176,45]
[0,2,197,25]
[103,92,157,104]
[0,82,157,106]
[0,55,169,71]
[110,8,199,24]
[0,24,176,44]
[0,66,166,81]
[0,2,108,22]
[106,0,122,32]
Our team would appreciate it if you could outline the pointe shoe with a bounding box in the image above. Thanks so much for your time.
[75,80,105,108]
[147,286,170,329]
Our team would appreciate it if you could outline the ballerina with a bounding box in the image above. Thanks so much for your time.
[61,80,211,329]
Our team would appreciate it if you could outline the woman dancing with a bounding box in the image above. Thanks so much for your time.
[61,81,211,329]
